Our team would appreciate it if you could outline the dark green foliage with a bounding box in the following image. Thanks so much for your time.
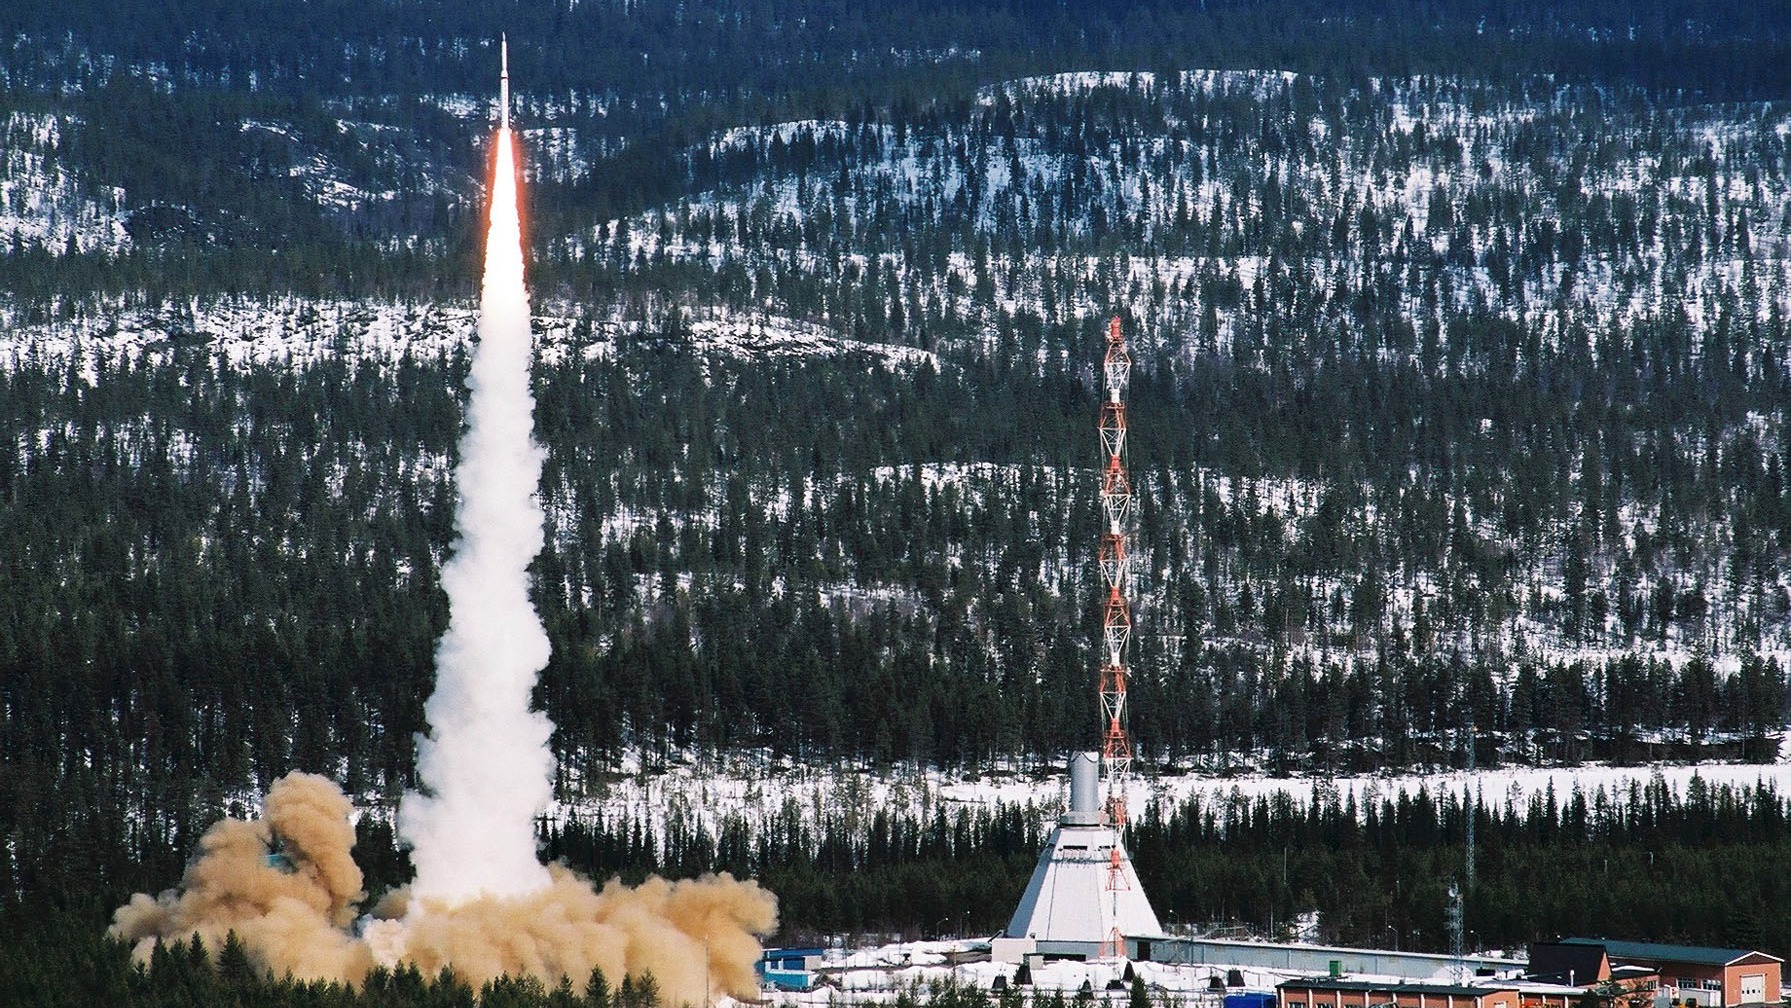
[4,304,1791,926]
[5,4,1791,1001]
[535,773,1791,955]
[584,967,613,1008]
[617,974,661,1008]
[7,0,1790,110]
[5,322,1788,819]
[0,916,647,1008]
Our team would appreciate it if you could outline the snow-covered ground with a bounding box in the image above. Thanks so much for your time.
[750,937,1521,1005]
[0,296,930,372]
[554,752,1791,850]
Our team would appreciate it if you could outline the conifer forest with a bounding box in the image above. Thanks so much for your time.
[6,0,1791,998]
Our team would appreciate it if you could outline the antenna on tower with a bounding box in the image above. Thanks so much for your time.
[1097,316,1135,958]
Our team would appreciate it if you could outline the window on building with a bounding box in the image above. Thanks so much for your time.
[1703,981,1722,991]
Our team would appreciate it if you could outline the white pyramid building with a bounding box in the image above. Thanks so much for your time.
[1001,752,1165,960]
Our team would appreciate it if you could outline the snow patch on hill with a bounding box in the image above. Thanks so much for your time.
[0,298,479,366]
[0,297,934,374]
[0,111,130,254]
[681,311,938,368]
[241,120,402,214]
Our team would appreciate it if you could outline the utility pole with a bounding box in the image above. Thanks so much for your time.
[1465,719,1476,892]
[1448,883,1466,982]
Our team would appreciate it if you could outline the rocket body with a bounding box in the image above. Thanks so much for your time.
[499,35,509,130]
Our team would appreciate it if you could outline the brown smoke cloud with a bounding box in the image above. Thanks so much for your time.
[111,774,778,1002]
[110,772,375,982]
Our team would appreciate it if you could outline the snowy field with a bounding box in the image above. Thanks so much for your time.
[556,751,1791,848]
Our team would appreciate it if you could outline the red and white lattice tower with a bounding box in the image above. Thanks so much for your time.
[1097,316,1134,957]
[1001,316,1163,960]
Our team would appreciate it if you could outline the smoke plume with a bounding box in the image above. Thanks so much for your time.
[398,121,557,903]
[112,773,374,982]
[111,775,778,1000]
[111,118,779,998]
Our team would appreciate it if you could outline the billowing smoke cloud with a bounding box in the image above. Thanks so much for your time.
[371,869,778,1002]
[111,773,375,983]
[111,775,778,1000]
[110,119,779,996]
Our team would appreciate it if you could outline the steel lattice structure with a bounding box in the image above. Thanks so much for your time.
[1097,317,1134,958]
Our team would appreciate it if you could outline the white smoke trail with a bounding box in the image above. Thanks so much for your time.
[111,111,781,1001]
[398,124,556,903]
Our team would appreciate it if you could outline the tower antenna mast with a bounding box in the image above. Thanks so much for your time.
[1097,317,1135,958]
[999,317,1164,962]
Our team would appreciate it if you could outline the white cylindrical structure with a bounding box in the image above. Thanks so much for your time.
[1065,751,1102,825]
[499,35,510,130]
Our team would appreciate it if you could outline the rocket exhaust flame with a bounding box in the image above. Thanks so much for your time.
[108,45,778,1000]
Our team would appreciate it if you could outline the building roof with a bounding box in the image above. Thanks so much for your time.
[761,948,826,959]
[1528,942,1608,985]
[1505,981,1593,996]
[1561,939,1783,968]
[1277,978,1516,998]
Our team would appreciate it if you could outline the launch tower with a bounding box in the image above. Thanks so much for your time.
[1000,318,1164,962]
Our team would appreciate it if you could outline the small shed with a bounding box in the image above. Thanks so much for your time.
[1226,992,1281,1008]
[758,947,825,991]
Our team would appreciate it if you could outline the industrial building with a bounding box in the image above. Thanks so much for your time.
[1149,937,1520,979]
[1278,977,1521,1008]
[758,948,824,991]
[1529,939,1783,1008]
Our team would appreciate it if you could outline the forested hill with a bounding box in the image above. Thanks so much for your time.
[6,0,1791,942]
[8,0,1791,101]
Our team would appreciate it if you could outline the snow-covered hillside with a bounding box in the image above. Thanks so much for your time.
[619,70,1791,361]
[8,70,1791,779]
[0,111,129,254]
[0,296,935,371]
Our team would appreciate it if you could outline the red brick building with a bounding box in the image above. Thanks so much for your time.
[1529,939,1782,1008]
[1278,977,1521,1008]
